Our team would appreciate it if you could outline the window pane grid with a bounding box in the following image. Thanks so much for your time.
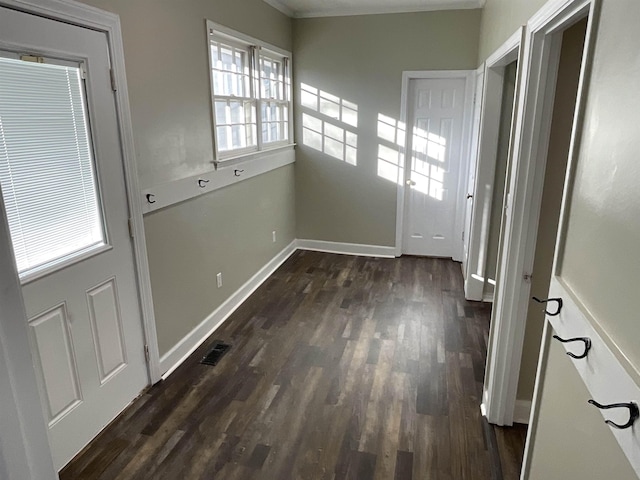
[0,57,105,276]
[209,28,291,159]
[260,100,288,143]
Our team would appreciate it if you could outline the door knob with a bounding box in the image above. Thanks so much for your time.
[406,180,416,186]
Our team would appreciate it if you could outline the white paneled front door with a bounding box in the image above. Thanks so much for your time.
[0,7,148,470]
[403,77,467,257]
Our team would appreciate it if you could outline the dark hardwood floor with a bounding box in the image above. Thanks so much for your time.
[60,251,527,480]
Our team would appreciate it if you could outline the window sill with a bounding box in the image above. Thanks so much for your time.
[214,143,295,168]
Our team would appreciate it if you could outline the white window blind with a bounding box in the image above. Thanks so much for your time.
[0,56,105,278]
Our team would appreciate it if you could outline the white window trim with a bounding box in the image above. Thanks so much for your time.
[206,20,294,164]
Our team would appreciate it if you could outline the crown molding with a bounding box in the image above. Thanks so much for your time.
[262,0,295,17]
[268,0,484,19]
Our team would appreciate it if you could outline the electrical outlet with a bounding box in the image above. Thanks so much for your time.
[216,272,222,288]
[272,230,277,243]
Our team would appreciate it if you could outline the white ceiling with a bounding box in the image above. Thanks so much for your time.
[263,0,485,18]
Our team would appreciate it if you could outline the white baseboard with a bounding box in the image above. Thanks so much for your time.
[513,399,532,424]
[159,238,403,379]
[159,240,297,378]
[296,239,396,258]
[480,398,531,425]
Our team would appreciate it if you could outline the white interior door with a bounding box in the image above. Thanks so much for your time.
[0,7,148,470]
[463,68,485,275]
[403,77,466,257]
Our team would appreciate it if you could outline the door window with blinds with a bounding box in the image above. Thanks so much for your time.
[0,54,106,281]
[207,21,292,161]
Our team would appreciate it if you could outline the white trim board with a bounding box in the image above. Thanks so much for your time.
[513,399,532,424]
[261,0,294,16]
[142,147,295,214]
[297,239,396,258]
[395,70,475,261]
[522,279,640,478]
[483,0,596,427]
[286,0,483,18]
[482,395,530,424]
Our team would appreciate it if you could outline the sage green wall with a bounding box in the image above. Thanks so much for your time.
[478,0,547,63]
[483,60,517,299]
[526,338,636,479]
[80,0,292,188]
[293,11,481,246]
[559,0,640,371]
[144,167,295,354]
[79,0,296,356]
[517,19,586,402]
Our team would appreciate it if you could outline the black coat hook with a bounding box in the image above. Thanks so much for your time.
[234,169,244,177]
[146,193,156,204]
[552,335,591,359]
[198,179,210,188]
[588,399,639,429]
[532,296,563,316]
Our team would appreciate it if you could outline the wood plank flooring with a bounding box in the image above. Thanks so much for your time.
[60,251,527,480]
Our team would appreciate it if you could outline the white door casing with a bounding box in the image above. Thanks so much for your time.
[0,6,149,470]
[398,73,473,258]
[463,28,523,302]
[462,66,485,276]
[482,0,596,428]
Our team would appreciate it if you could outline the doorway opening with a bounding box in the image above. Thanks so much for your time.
[482,0,595,427]
[464,28,523,302]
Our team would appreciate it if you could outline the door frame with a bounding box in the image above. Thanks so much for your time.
[0,0,160,476]
[395,70,475,260]
[461,64,485,279]
[482,0,599,427]
[463,28,523,301]
[0,0,161,383]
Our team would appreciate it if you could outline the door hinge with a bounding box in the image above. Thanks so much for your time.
[128,218,134,238]
[110,68,117,91]
[462,230,465,242]
[79,62,87,80]
[144,345,150,363]
[523,273,533,282]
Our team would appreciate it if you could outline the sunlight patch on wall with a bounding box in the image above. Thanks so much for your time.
[301,83,358,127]
[376,114,405,184]
[302,113,357,165]
[301,83,358,165]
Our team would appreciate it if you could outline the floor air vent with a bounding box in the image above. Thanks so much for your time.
[201,341,231,366]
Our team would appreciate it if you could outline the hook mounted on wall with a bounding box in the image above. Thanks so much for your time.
[146,193,156,204]
[532,296,563,316]
[552,335,591,359]
[198,179,210,188]
[234,169,244,177]
[588,399,639,430]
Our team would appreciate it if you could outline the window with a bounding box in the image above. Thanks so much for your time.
[207,22,292,162]
[0,54,105,280]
